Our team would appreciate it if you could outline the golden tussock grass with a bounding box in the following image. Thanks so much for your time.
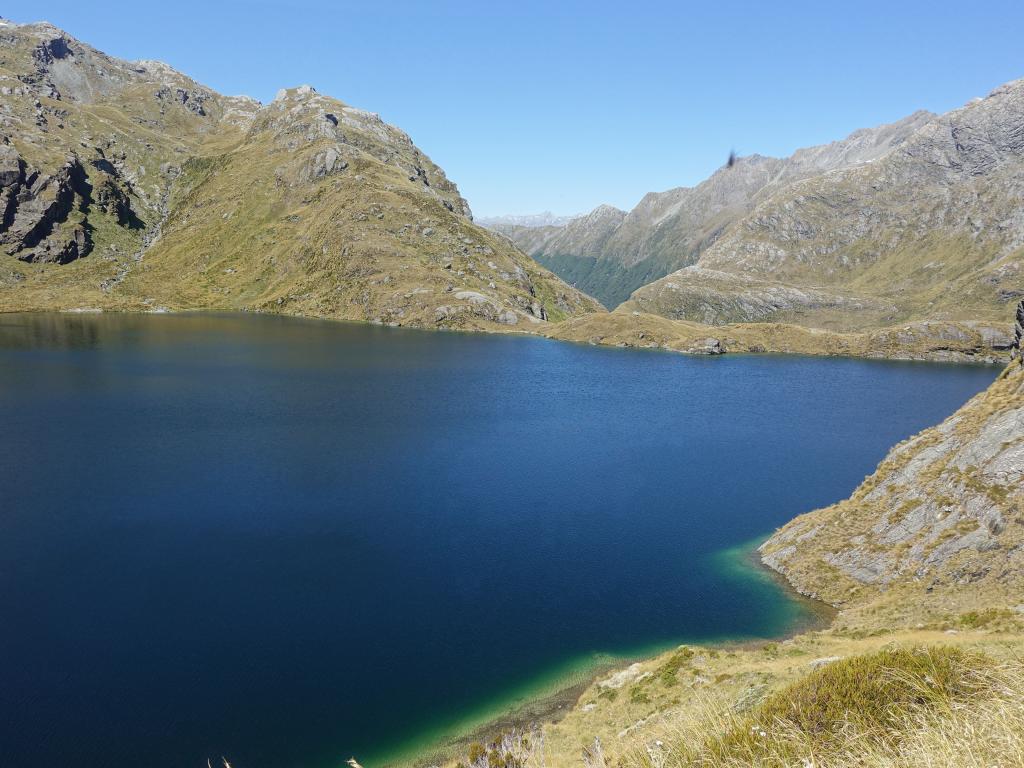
[620,647,1024,768]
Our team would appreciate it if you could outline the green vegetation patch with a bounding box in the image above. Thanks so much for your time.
[656,647,696,687]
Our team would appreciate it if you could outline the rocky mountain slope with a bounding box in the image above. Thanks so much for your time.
[760,301,1024,629]
[0,20,599,328]
[628,83,1024,330]
[491,111,933,308]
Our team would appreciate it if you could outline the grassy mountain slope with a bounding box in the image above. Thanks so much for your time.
[0,21,599,328]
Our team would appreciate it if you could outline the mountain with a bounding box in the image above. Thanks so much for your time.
[760,301,1024,630]
[499,111,934,308]
[0,20,599,327]
[627,83,1024,329]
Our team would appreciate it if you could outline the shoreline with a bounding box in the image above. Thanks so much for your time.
[0,306,1011,367]
[374,537,837,768]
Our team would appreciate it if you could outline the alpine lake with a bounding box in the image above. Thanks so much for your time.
[0,312,1000,768]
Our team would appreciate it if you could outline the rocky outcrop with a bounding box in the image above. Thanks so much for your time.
[31,34,71,67]
[154,85,211,116]
[0,141,145,264]
[759,301,1024,627]
[0,151,90,264]
[256,86,472,218]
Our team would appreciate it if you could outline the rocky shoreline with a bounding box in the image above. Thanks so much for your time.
[758,299,1024,629]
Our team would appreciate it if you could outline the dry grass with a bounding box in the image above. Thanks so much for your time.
[444,639,1024,768]
[622,648,1024,768]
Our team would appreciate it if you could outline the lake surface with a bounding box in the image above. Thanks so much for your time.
[0,312,999,768]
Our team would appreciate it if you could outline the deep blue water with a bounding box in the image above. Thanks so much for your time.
[0,313,999,768]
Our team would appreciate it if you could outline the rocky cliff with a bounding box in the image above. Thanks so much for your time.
[0,20,599,327]
[760,301,1024,628]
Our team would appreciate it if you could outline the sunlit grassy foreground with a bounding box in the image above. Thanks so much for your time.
[450,643,1024,768]
[626,646,1023,768]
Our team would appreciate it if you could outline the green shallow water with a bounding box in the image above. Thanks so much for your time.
[370,537,826,767]
[0,312,998,768]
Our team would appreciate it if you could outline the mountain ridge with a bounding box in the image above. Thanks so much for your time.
[626,79,1024,330]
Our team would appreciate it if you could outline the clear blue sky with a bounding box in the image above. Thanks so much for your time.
[7,1,1024,217]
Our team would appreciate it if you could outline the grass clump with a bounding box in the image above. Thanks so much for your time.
[629,686,651,705]
[657,647,696,686]
[677,646,993,766]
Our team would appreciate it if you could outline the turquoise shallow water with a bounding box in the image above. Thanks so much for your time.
[0,312,999,768]
[367,536,826,768]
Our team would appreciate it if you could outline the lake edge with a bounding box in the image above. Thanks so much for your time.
[1,307,1010,367]
[378,538,835,768]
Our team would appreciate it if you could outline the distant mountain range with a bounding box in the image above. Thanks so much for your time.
[476,212,578,230]
[487,89,1023,329]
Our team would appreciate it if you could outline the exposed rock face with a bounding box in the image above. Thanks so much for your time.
[0,152,94,264]
[0,21,599,328]
[760,302,1024,627]
[0,131,145,264]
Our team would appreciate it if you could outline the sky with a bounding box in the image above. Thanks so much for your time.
[7,1,1024,217]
